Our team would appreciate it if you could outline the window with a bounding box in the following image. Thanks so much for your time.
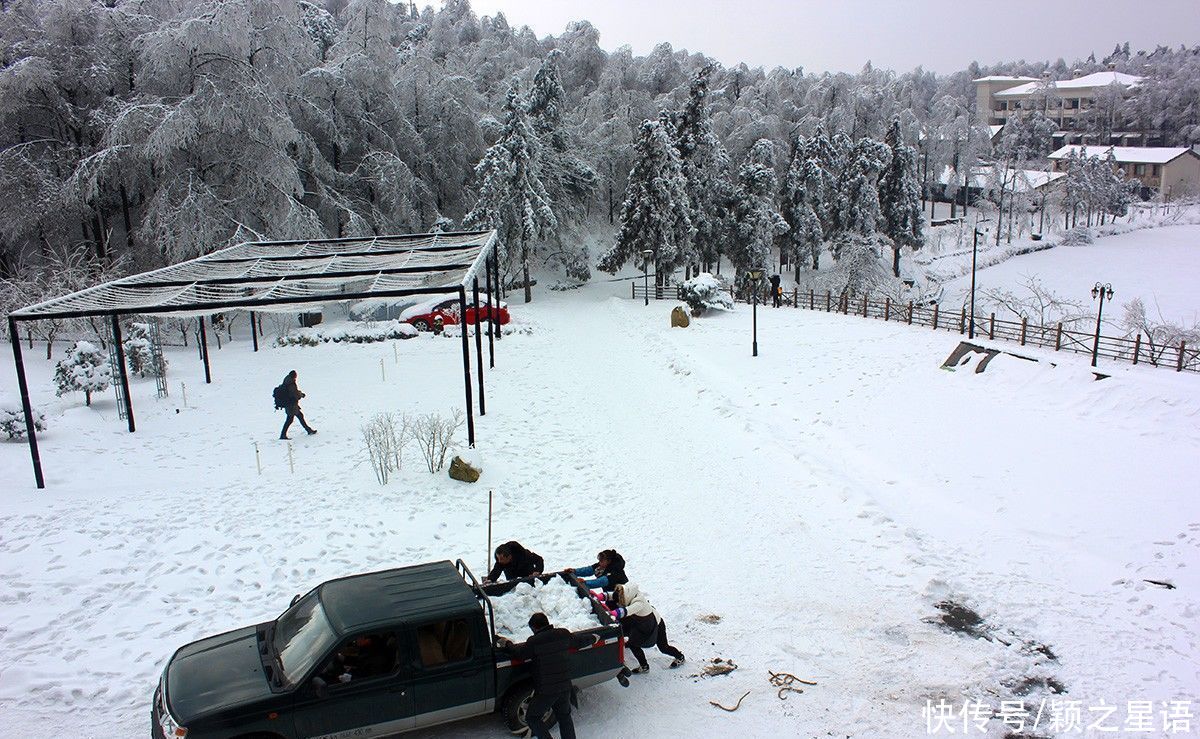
[318,631,400,685]
[1069,99,1080,109]
[1135,164,1146,176]
[416,619,473,667]
[1152,165,1161,176]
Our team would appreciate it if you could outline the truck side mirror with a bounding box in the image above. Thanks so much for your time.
[311,677,328,699]
[290,594,301,607]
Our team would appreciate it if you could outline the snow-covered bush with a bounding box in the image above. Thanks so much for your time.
[1,403,46,440]
[53,341,111,406]
[680,272,733,315]
[274,320,419,347]
[1060,227,1095,246]
[413,409,465,473]
[123,322,167,378]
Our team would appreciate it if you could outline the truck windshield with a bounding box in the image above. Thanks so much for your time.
[273,593,338,688]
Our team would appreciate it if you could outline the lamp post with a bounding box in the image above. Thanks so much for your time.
[641,249,653,307]
[1090,282,1113,367]
[748,268,763,356]
[968,219,990,340]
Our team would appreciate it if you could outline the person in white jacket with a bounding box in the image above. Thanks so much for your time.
[606,583,685,673]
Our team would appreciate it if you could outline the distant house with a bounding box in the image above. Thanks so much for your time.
[975,67,1147,146]
[1047,145,1200,199]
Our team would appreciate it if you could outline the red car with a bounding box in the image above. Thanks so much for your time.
[401,294,510,332]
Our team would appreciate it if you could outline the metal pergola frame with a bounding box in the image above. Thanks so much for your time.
[7,230,506,489]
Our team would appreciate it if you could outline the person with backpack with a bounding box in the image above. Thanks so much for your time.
[495,613,598,739]
[274,370,316,440]
[769,274,782,307]
[606,583,685,673]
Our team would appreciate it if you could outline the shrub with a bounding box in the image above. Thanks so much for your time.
[1,404,46,440]
[361,412,413,485]
[53,341,111,406]
[680,272,733,316]
[275,320,419,347]
[413,409,465,473]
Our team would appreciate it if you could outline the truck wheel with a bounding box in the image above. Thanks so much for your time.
[502,684,557,735]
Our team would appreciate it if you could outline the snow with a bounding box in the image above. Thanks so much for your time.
[993,71,1141,97]
[488,577,602,642]
[1,246,1198,737]
[940,223,1200,325]
[1048,145,1193,165]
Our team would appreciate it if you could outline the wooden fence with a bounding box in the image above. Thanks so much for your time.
[633,281,1198,374]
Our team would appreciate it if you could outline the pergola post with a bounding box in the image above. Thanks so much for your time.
[8,317,45,489]
[473,277,485,416]
[485,254,495,368]
[199,316,212,384]
[250,311,259,352]
[457,287,476,447]
[110,316,136,432]
[492,253,502,342]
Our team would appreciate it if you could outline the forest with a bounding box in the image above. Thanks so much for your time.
[1,0,1198,317]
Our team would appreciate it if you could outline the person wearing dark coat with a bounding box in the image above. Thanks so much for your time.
[769,274,782,307]
[484,541,544,583]
[497,613,597,739]
[565,549,628,590]
[277,370,316,440]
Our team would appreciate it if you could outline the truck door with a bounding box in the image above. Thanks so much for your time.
[408,615,492,730]
[290,630,416,738]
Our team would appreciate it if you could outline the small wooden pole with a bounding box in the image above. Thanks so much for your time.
[932,303,939,330]
[1178,341,1186,372]
[287,441,294,474]
[907,300,914,325]
[380,357,386,382]
[884,297,891,322]
[1020,317,1028,345]
[393,341,399,364]
[960,308,967,335]
[989,313,996,340]
[1132,333,1141,365]
[254,442,262,475]
[792,287,797,308]
[809,289,814,310]
[181,382,188,408]
[1055,322,1063,351]
[861,295,867,317]
[826,291,831,312]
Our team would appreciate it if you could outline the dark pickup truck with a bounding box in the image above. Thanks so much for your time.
[152,560,628,738]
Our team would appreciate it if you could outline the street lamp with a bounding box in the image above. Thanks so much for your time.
[748,268,764,356]
[968,218,990,340]
[1090,282,1114,367]
[641,249,653,307]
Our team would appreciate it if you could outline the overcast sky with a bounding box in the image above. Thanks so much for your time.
[466,0,1200,74]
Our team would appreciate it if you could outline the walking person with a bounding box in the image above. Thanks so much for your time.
[769,274,782,307]
[496,613,598,739]
[607,583,685,673]
[275,370,317,440]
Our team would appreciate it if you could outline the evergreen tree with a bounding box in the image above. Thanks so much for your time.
[672,64,736,274]
[597,120,692,278]
[781,137,825,274]
[54,341,111,407]
[878,119,924,277]
[729,139,788,289]
[838,137,891,249]
[464,81,556,303]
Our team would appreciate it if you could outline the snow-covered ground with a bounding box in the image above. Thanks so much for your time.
[1,273,1198,737]
[940,223,1200,326]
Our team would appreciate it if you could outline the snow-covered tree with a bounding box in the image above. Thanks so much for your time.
[878,119,924,277]
[54,341,111,406]
[1,403,47,441]
[781,138,825,273]
[729,139,788,288]
[464,81,557,303]
[597,120,692,278]
[838,137,891,244]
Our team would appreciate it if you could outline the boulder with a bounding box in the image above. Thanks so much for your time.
[671,305,690,328]
[448,455,481,483]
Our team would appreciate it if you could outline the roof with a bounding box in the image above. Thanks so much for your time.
[1048,145,1194,164]
[9,230,498,321]
[995,71,1141,98]
[938,165,1065,192]
[318,561,480,634]
[973,75,1038,83]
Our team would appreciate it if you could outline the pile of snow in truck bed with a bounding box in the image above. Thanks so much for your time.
[488,577,603,642]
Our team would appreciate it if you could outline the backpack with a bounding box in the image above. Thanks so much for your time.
[272,384,287,410]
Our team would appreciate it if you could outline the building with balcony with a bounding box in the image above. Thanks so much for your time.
[1048,145,1200,199]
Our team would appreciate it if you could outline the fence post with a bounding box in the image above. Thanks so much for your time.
[884,297,891,322]
[1020,317,1027,345]
[1055,323,1063,351]
[861,295,868,317]
[730,285,735,302]
[932,303,939,331]
[1178,341,1187,372]
[810,289,815,310]
[826,290,831,312]
[959,308,966,335]
[989,313,996,340]
[1133,333,1141,365]
[907,300,913,325]
[793,287,798,308]
[631,282,635,299]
